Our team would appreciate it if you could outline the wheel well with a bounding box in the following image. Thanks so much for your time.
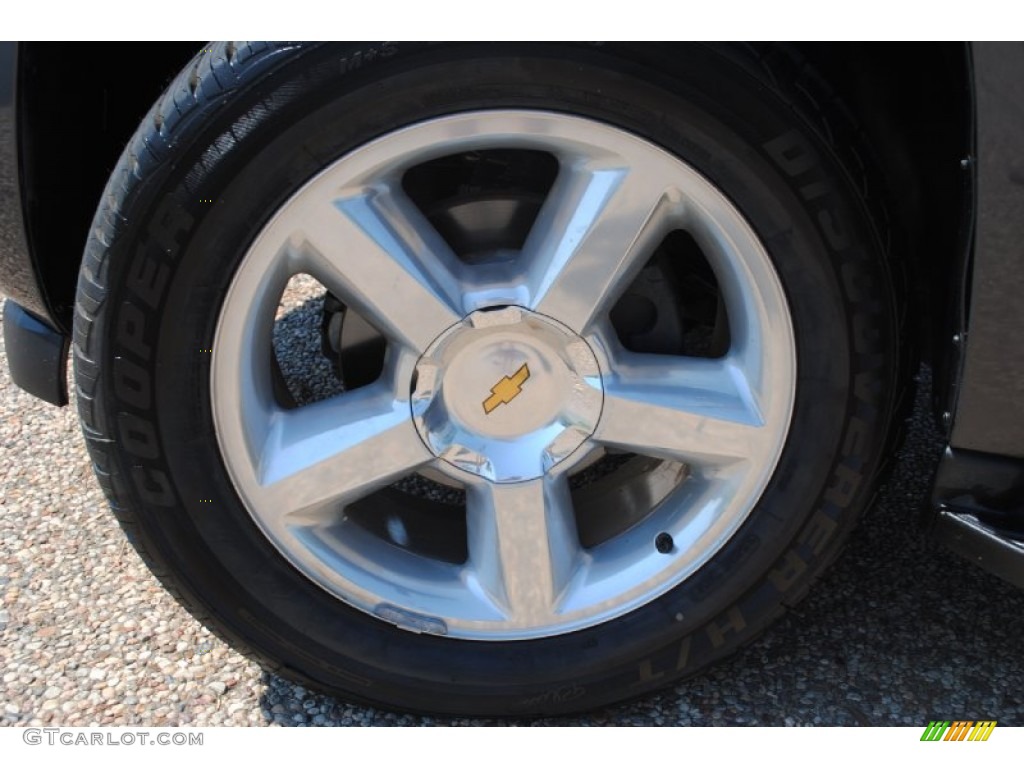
[19,41,972,366]
[787,43,973,373]
[17,42,201,332]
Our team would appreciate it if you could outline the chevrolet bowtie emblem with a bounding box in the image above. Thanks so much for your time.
[483,363,531,414]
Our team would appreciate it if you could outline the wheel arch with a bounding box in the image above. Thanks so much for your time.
[15,42,201,333]
[18,42,974,400]
[784,43,974,430]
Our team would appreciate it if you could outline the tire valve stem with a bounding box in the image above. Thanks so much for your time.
[655,532,674,554]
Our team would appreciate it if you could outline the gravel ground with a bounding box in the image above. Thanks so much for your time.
[2,282,1023,727]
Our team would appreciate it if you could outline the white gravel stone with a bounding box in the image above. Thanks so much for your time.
[2,292,1022,727]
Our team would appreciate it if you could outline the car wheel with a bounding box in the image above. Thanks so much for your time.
[74,42,905,715]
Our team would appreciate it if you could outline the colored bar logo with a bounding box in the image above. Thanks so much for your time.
[920,720,997,741]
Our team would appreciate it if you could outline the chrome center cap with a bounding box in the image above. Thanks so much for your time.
[411,307,604,483]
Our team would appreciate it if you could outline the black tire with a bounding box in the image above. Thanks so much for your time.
[74,42,905,716]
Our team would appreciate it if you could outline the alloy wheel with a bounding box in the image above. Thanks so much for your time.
[211,110,797,640]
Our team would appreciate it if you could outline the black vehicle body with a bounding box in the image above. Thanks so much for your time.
[1,42,1022,588]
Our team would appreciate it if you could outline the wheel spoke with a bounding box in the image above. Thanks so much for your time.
[256,382,432,519]
[465,475,582,624]
[293,184,464,353]
[527,160,677,334]
[593,353,766,467]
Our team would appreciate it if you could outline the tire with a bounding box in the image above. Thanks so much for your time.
[74,42,904,716]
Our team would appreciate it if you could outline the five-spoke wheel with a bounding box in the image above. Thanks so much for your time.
[212,111,796,640]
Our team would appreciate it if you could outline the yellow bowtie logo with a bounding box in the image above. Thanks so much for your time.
[483,363,531,414]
